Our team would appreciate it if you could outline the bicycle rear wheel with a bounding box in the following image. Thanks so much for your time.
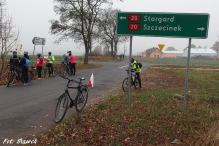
[75,88,88,112]
[59,65,65,75]
[133,74,139,89]
[55,94,69,123]
[1,71,14,85]
[28,71,33,82]
[43,68,47,78]
[7,72,15,87]
[66,66,71,75]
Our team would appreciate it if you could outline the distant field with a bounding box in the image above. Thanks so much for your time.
[134,57,219,67]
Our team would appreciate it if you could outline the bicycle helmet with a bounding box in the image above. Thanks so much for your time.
[24,51,28,55]
[48,52,52,54]
[37,53,41,57]
[131,58,134,62]
[13,51,17,54]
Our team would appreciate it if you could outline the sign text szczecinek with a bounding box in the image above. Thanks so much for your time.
[117,12,210,38]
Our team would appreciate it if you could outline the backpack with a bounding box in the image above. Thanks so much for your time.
[24,57,30,67]
[137,61,142,68]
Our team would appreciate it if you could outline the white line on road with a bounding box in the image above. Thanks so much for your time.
[119,65,128,69]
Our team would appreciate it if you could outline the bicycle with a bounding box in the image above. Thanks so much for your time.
[122,68,140,92]
[54,75,89,123]
[43,63,57,78]
[1,65,35,87]
[59,61,70,75]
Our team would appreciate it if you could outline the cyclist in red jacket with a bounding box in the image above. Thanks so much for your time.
[36,53,43,80]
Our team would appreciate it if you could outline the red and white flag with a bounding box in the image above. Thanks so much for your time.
[44,56,49,62]
[88,72,94,87]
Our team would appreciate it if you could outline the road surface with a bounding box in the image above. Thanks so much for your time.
[0,60,153,145]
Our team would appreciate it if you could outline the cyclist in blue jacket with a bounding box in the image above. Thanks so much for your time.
[19,51,30,85]
[63,54,69,63]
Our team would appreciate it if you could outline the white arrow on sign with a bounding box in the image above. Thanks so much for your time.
[120,16,126,20]
[197,27,205,31]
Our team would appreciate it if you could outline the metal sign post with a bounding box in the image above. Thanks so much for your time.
[128,36,133,109]
[158,44,165,69]
[183,38,192,113]
[117,12,209,112]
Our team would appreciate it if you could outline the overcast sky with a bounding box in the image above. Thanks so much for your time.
[6,0,219,55]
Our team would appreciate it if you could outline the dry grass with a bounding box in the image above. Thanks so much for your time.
[37,66,219,145]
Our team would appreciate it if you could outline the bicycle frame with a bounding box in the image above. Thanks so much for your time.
[58,75,87,107]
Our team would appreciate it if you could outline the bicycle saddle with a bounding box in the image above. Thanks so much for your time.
[79,77,85,80]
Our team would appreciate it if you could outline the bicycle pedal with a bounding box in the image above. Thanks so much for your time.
[70,101,75,108]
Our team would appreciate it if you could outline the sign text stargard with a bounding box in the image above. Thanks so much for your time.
[117,12,210,38]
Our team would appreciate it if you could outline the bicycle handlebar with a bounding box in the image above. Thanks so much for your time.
[59,75,80,84]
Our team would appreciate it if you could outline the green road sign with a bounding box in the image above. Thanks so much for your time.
[117,12,210,38]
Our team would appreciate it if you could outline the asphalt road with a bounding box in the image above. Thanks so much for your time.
[0,60,153,145]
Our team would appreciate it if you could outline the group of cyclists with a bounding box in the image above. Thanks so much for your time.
[8,50,141,90]
[9,51,30,85]
[8,50,76,85]
[63,51,76,75]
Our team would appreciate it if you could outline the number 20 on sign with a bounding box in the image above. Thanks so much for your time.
[128,15,140,30]
[128,23,140,30]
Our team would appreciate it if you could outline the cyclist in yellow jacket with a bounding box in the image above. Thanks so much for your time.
[46,52,55,77]
[131,58,142,90]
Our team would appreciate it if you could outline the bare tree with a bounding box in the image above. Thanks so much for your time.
[50,0,112,64]
[0,0,20,73]
[211,41,219,59]
[97,7,128,56]
[165,46,177,51]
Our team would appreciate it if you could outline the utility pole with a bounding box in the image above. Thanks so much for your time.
[124,45,127,56]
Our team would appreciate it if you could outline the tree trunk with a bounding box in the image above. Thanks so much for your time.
[1,55,5,74]
[84,47,89,64]
[110,40,113,56]
[114,42,118,57]
[89,48,92,56]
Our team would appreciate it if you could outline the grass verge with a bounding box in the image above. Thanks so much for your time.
[37,66,219,145]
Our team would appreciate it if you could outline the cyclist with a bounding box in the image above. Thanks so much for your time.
[68,51,76,75]
[19,51,30,85]
[131,57,142,90]
[9,51,21,80]
[46,52,55,77]
[63,54,69,63]
[36,53,43,80]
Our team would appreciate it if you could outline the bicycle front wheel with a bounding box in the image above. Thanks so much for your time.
[122,77,129,92]
[1,71,14,85]
[7,72,15,87]
[55,94,69,123]
[53,67,57,76]
[75,88,88,112]
[28,71,33,82]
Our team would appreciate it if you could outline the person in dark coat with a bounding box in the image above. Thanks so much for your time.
[19,51,30,85]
